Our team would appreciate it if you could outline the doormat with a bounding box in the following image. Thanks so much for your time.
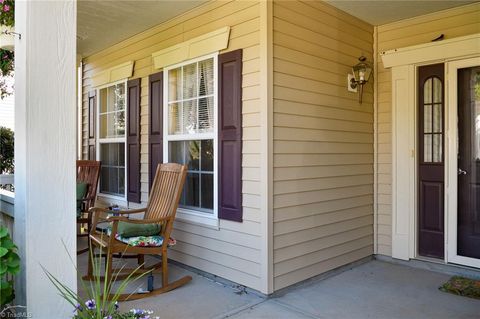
[439,276,480,299]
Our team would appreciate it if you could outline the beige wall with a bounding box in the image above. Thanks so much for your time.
[272,0,374,290]
[81,0,266,292]
[375,3,480,257]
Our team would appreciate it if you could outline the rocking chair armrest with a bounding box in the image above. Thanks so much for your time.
[112,208,147,215]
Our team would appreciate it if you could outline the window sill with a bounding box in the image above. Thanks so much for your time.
[175,209,219,230]
[96,193,127,208]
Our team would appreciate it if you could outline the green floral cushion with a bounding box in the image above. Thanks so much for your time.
[105,227,176,247]
[76,182,88,218]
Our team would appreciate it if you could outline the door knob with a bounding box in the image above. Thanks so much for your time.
[458,168,467,175]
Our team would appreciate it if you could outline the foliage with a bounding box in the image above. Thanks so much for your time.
[0,126,13,174]
[0,226,20,307]
[43,242,159,319]
[440,276,480,300]
[0,0,13,28]
[0,0,14,99]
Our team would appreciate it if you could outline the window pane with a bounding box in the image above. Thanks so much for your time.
[198,97,214,132]
[100,114,108,138]
[100,88,108,113]
[433,134,442,163]
[169,141,184,164]
[433,103,442,133]
[183,99,197,133]
[99,143,125,196]
[114,111,125,137]
[424,78,432,104]
[424,104,432,133]
[183,63,197,99]
[168,102,181,134]
[433,77,442,103]
[201,173,213,210]
[424,135,432,162]
[169,67,181,102]
[199,58,214,96]
[201,139,213,171]
[186,141,200,171]
[184,173,199,208]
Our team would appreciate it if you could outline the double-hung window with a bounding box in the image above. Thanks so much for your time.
[164,54,217,217]
[97,82,127,198]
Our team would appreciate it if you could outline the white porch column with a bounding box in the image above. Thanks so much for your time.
[14,0,77,317]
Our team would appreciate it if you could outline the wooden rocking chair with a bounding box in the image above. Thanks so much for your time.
[85,163,190,301]
[77,160,101,255]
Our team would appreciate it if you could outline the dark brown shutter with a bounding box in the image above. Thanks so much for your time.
[88,90,96,160]
[148,71,164,191]
[127,78,141,203]
[218,49,243,222]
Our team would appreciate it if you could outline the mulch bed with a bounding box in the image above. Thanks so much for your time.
[440,276,480,300]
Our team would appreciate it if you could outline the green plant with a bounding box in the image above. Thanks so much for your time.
[0,226,20,306]
[43,242,159,319]
[0,126,14,174]
[0,0,13,28]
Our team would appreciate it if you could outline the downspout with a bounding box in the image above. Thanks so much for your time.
[373,26,379,254]
[259,0,274,294]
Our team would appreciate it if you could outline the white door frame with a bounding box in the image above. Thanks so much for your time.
[381,33,480,264]
[446,57,480,268]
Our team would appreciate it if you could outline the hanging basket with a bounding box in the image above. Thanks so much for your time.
[0,26,14,51]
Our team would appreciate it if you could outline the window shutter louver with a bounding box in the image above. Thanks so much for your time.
[148,71,164,191]
[127,78,141,203]
[88,90,96,160]
[218,49,243,222]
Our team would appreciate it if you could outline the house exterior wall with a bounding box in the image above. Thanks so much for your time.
[81,0,266,292]
[375,3,480,257]
[272,0,374,290]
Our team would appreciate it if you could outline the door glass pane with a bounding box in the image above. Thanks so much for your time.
[424,78,432,103]
[424,135,432,162]
[424,104,432,133]
[432,134,442,162]
[433,104,442,133]
[433,77,442,103]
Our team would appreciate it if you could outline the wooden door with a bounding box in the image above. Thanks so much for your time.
[457,66,480,259]
[418,64,445,259]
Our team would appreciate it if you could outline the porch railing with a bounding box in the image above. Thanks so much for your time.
[0,175,14,236]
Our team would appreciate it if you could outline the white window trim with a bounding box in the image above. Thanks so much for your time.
[163,53,219,227]
[96,80,128,201]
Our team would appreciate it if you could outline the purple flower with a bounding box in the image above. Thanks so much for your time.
[3,5,10,12]
[103,316,112,319]
[0,0,4,4]
[85,299,96,310]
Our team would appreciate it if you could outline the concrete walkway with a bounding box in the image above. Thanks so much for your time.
[77,253,480,319]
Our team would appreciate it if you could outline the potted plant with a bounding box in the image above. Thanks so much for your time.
[0,0,14,51]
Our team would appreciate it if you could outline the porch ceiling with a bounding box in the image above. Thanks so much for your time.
[77,0,208,57]
[326,0,477,26]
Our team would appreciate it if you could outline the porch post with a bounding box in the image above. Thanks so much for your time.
[14,0,77,316]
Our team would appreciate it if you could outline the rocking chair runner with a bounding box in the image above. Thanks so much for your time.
[77,160,101,255]
[85,163,190,301]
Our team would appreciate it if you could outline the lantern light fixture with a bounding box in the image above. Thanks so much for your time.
[348,56,372,104]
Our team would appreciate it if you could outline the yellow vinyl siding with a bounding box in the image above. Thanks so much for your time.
[375,3,480,257]
[81,0,264,292]
[272,0,374,290]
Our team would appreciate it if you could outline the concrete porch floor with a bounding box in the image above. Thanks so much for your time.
[76,247,480,319]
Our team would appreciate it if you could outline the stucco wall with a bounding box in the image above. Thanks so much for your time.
[81,0,266,292]
[272,0,374,290]
[375,3,480,257]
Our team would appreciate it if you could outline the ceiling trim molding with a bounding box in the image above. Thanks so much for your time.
[381,33,480,68]
[91,61,134,87]
[152,26,230,69]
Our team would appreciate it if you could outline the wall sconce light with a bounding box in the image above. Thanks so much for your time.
[348,56,372,104]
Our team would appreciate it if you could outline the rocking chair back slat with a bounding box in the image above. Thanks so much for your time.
[146,163,187,223]
[76,160,101,210]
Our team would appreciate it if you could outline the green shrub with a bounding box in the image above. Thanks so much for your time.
[0,226,20,306]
